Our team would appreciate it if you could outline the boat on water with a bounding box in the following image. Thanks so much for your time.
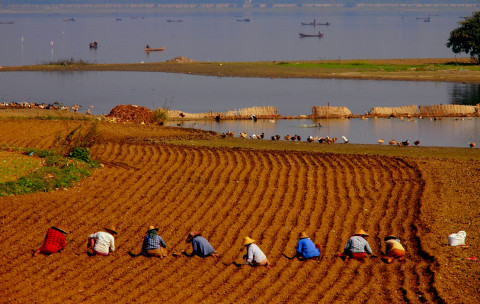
[145,45,165,52]
[301,19,330,26]
[0,21,14,24]
[237,18,250,22]
[167,19,183,22]
[89,41,98,49]
[63,18,75,22]
[299,32,324,38]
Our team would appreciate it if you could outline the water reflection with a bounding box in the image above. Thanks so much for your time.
[167,117,479,148]
[451,83,480,106]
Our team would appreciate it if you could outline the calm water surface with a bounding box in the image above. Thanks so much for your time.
[0,8,476,66]
[0,71,478,147]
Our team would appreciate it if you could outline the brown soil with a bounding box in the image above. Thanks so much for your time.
[0,119,478,304]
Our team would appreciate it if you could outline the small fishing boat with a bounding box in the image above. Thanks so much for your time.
[299,32,324,38]
[89,41,98,48]
[144,46,165,52]
[0,21,14,24]
[63,18,75,22]
[167,19,183,22]
[237,18,250,22]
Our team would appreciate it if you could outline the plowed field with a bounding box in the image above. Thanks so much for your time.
[0,120,478,304]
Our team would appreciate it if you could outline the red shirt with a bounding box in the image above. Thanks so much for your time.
[42,228,66,252]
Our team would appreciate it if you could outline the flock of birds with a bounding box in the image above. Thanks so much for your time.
[221,132,476,148]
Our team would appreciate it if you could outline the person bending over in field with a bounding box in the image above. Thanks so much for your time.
[185,231,219,259]
[141,225,167,258]
[340,229,373,261]
[381,235,405,263]
[243,236,273,268]
[87,226,117,256]
[296,231,321,261]
[33,225,69,257]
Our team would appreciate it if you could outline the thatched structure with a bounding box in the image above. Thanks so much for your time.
[167,106,278,120]
[369,105,419,116]
[311,106,352,118]
[419,104,478,116]
[224,106,277,117]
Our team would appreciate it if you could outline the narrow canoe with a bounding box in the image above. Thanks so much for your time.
[145,47,165,52]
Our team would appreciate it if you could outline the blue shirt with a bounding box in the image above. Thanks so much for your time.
[344,236,372,254]
[191,236,215,257]
[296,238,320,259]
[143,234,166,251]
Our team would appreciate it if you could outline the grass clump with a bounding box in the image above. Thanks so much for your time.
[41,58,91,66]
[0,147,97,196]
[0,122,100,196]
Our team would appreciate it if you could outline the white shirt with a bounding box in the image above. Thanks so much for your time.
[246,243,267,264]
[89,231,115,254]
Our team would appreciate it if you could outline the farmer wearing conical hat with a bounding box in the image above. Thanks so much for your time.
[341,229,373,261]
[141,225,167,258]
[296,231,321,261]
[185,231,219,259]
[243,237,272,268]
[33,225,69,257]
[381,235,405,263]
[87,226,118,256]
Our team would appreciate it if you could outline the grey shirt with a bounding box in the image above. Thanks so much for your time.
[191,236,215,257]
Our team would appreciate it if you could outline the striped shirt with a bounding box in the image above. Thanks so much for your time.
[143,234,166,251]
[344,236,372,254]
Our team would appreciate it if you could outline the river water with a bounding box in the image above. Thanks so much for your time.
[0,8,475,65]
[0,8,479,147]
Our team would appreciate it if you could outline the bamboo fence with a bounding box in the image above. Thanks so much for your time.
[369,105,419,116]
[167,106,278,120]
[311,106,352,118]
[419,104,478,116]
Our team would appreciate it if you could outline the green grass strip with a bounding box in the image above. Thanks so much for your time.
[0,147,97,196]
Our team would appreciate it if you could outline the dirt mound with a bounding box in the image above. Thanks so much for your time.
[166,56,196,63]
[106,104,153,124]
[0,119,478,304]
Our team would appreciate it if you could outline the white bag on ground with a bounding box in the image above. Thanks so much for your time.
[448,231,466,246]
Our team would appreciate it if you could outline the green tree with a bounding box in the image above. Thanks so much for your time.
[446,11,480,63]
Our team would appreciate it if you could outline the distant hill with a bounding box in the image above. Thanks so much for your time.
[1,0,479,6]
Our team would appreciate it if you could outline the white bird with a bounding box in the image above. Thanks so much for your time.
[342,136,349,143]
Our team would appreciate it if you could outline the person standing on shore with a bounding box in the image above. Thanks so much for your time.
[243,236,273,268]
[185,231,219,259]
[87,226,117,256]
[340,229,373,261]
[33,225,69,257]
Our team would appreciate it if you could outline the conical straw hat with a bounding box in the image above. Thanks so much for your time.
[299,231,309,239]
[147,225,159,233]
[52,225,68,234]
[105,226,118,235]
[243,236,255,246]
[354,229,369,236]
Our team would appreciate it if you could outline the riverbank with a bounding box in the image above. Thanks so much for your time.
[2,58,480,84]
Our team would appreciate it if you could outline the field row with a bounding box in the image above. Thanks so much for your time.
[0,135,440,303]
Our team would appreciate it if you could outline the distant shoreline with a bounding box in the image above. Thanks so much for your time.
[1,4,479,14]
[2,58,480,84]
